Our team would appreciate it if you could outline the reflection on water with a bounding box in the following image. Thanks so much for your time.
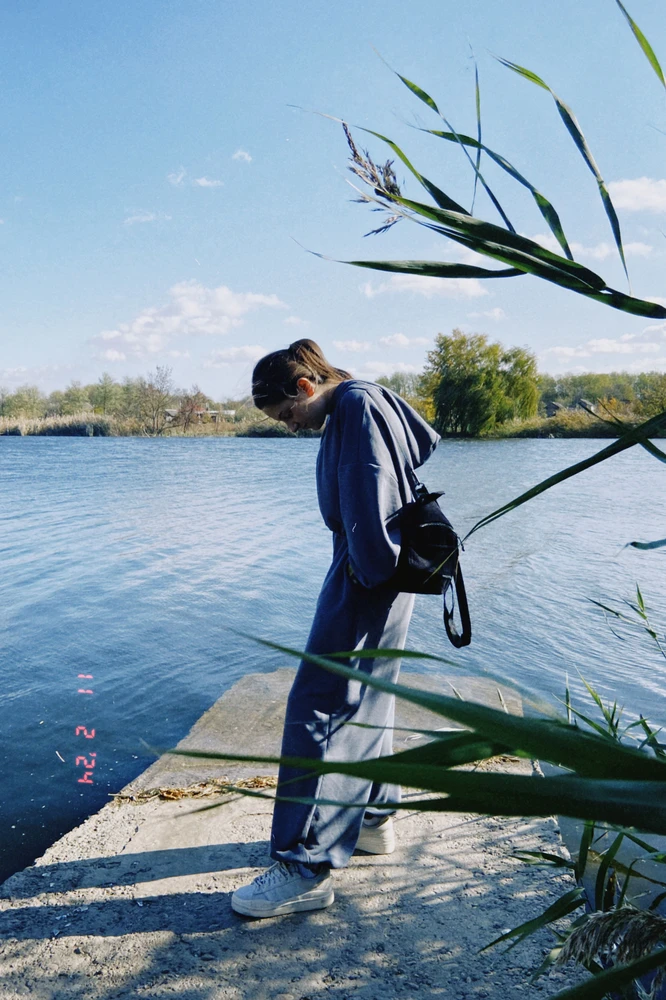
[0,435,664,881]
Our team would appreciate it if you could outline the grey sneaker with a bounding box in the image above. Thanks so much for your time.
[356,816,395,855]
[231,862,334,918]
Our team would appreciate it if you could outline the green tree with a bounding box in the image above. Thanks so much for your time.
[90,373,122,415]
[376,372,421,397]
[498,346,539,422]
[422,330,538,436]
[61,381,92,415]
[4,385,45,418]
[537,373,558,415]
[635,372,666,417]
[45,391,65,416]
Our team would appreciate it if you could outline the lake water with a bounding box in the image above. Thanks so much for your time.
[1,435,664,883]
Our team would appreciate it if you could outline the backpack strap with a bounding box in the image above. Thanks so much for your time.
[406,465,430,501]
[443,565,472,648]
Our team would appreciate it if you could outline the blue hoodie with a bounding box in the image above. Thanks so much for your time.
[317,380,440,589]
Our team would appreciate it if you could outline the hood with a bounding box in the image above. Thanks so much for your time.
[331,379,439,470]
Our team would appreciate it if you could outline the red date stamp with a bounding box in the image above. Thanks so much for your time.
[76,674,96,784]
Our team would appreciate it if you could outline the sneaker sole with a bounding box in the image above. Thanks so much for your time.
[355,828,396,855]
[231,887,335,918]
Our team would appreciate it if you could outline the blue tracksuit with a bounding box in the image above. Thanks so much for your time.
[270,380,440,869]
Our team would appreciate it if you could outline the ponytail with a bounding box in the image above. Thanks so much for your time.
[252,339,351,409]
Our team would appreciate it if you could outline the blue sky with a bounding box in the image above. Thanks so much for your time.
[1,0,665,399]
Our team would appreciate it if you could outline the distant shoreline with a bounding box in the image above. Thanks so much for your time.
[1,412,662,439]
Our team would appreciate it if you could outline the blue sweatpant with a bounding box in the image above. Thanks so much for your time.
[270,535,415,869]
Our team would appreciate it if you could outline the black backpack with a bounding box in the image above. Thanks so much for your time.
[393,469,472,649]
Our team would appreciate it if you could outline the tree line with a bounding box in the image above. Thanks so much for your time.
[0,367,257,436]
[377,329,666,437]
[3,331,666,436]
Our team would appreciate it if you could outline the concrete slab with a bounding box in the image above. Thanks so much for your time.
[128,668,521,791]
[0,670,583,1000]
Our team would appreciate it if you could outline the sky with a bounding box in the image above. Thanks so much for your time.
[1,0,665,400]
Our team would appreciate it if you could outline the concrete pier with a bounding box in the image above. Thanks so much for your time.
[0,669,583,999]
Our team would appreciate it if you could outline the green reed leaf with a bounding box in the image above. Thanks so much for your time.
[627,537,666,551]
[584,287,666,318]
[548,947,666,1000]
[395,71,440,113]
[168,743,666,835]
[594,832,624,911]
[322,646,457,664]
[615,0,666,90]
[579,399,666,463]
[465,408,666,538]
[344,139,666,316]
[636,583,646,614]
[248,638,666,782]
[481,887,586,951]
[497,57,629,286]
[391,191,605,289]
[363,109,516,230]
[473,64,482,213]
[422,128,573,259]
[576,822,595,882]
[338,258,523,280]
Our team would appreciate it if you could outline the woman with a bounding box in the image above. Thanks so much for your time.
[231,339,439,918]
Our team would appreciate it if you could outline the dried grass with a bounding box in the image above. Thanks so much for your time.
[111,775,278,805]
[558,908,666,987]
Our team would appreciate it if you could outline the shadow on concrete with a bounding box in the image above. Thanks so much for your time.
[1,842,271,900]
[0,815,581,999]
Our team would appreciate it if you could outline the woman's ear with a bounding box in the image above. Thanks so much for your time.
[296,377,316,398]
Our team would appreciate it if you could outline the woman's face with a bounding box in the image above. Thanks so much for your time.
[263,378,330,433]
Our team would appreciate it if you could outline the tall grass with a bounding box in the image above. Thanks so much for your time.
[0,413,321,438]
[0,413,125,436]
[487,409,665,439]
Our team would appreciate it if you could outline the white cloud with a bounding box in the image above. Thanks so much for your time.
[204,345,266,368]
[283,315,308,326]
[167,167,186,186]
[0,366,28,380]
[124,211,171,226]
[332,339,372,352]
[527,233,653,260]
[467,307,507,321]
[93,281,286,359]
[361,274,487,299]
[193,176,224,188]
[102,349,127,362]
[379,333,410,348]
[0,364,72,387]
[353,360,420,378]
[607,178,666,212]
[0,219,4,225]
[574,241,653,260]
[232,149,252,163]
[541,322,666,365]
[622,242,653,258]
[378,333,431,348]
